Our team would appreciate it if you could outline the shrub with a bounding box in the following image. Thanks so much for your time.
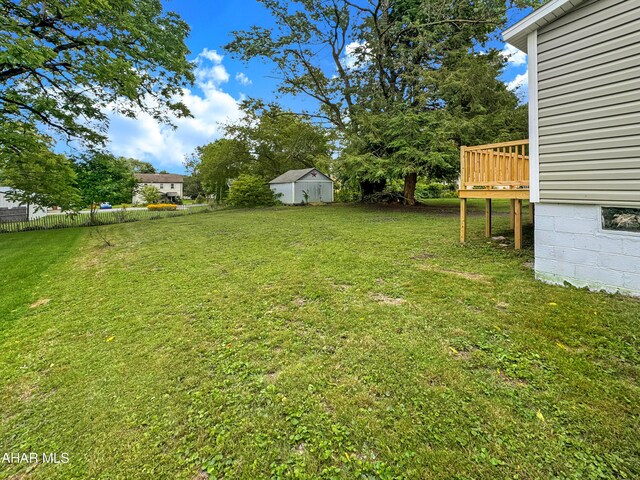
[334,188,359,203]
[415,183,443,200]
[140,185,161,204]
[147,204,177,211]
[226,175,278,208]
[362,190,405,204]
[415,182,458,200]
[194,194,206,204]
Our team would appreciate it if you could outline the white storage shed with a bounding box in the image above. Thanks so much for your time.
[269,168,334,205]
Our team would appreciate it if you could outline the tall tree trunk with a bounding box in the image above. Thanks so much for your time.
[403,172,417,206]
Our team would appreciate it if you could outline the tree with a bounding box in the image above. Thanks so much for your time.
[226,0,538,204]
[0,123,79,209]
[187,138,253,202]
[124,158,157,174]
[183,175,206,199]
[226,175,278,208]
[75,153,137,221]
[226,103,334,180]
[0,0,193,203]
[139,185,161,205]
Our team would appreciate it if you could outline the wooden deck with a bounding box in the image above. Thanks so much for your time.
[459,139,531,249]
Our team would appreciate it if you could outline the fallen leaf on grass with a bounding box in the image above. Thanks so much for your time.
[556,341,569,351]
[536,410,545,422]
[548,302,557,306]
[105,336,115,342]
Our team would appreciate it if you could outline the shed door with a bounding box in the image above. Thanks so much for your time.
[307,183,322,202]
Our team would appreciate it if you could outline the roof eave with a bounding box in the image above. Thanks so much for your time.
[503,0,585,53]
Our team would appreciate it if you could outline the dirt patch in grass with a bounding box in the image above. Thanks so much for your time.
[411,252,436,260]
[29,298,51,308]
[293,297,307,307]
[497,371,528,387]
[448,346,474,361]
[292,443,306,455]
[372,293,405,305]
[18,382,38,402]
[419,264,490,282]
[440,269,489,282]
[264,371,280,383]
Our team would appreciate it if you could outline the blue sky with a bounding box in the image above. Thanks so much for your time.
[106,1,531,173]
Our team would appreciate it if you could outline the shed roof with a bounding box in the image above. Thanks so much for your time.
[269,168,331,184]
[135,173,184,183]
[503,0,585,52]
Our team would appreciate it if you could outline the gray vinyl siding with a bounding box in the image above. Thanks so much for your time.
[537,0,640,206]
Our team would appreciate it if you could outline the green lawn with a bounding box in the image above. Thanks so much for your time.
[0,201,638,479]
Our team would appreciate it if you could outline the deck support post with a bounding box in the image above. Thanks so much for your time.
[485,199,492,238]
[460,198,467,243]
[509,199,516,229]
[514,199,522,250]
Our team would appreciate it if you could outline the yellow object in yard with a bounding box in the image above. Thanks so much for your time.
[147,204,177,211]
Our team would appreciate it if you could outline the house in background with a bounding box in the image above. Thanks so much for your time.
[0,187,47,222]
[502,0,640,296]
[269,168,334,205]
[133,173,184,204]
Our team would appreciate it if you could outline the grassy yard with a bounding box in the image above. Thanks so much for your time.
[0,201,638,479]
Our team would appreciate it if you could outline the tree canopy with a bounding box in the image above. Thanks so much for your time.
[75,153,136,210]
[124,158,157,174]
[0,0,193,206]
[226,0,538,203]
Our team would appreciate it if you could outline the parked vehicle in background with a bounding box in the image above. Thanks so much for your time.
[100,202,112,209]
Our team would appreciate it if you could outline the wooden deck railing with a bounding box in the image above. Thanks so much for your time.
[460,139,529,190]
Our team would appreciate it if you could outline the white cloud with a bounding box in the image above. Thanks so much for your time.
[507,71,528,91]
[506,71,529,102]
[105,49,242,170]
[198,48,224,64]
[342,41,369,70]
[196,64,230,85]
[235,72,252,86]
[501,44,527,66]
[195,48,230,85]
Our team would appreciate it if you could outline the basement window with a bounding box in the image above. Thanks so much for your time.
[602,207,640,233]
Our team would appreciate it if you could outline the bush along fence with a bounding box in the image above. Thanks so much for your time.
[0,205,213,234]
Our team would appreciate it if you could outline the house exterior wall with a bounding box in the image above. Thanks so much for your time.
[534,203,640,296]
[133,182,183,204]
[536,0,640,207]
[0,188,46,221]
